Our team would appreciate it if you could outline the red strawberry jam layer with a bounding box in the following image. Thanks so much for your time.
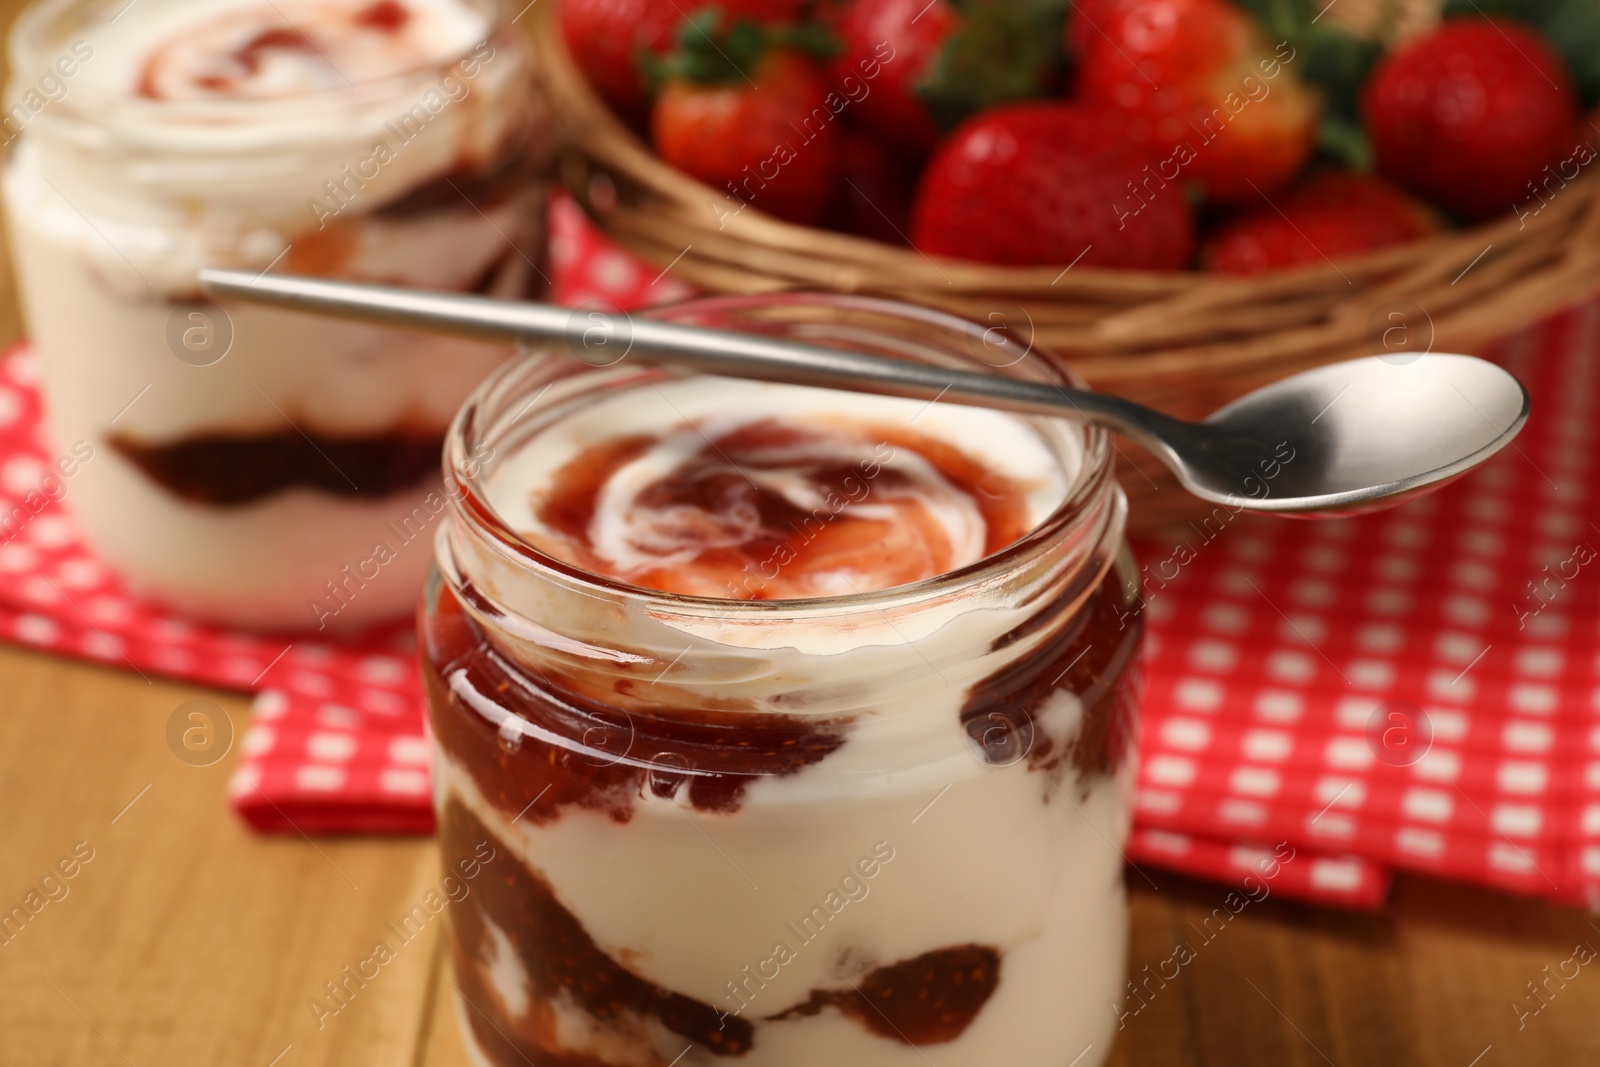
[442,799,1005,1064]
[512,416,1038,600]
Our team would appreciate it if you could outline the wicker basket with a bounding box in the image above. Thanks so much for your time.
[529,0,1600,529]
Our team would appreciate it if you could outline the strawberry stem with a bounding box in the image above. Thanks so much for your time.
[647,8,838,87]
[914,0,1068,130]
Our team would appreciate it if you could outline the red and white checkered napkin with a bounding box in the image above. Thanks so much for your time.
[0,196,1595,909]
[1129,308,1600,910]
[0,343,434,832]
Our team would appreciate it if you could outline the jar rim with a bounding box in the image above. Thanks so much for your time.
[7,0,508,127]
[444,292,1122,619]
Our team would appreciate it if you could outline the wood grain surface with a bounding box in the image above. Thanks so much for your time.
[5,637,1600,1067]
[0,4,1598,1065]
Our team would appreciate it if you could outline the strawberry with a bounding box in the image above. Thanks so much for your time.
[1200,170,1438,275]
[1362,18,1578,222]
[831,0,1067,158]
[653,36,841,226]
[1069,0,1319,205]
[559,0,682,121]
[909,102,1195,269]
[829,0,957,156]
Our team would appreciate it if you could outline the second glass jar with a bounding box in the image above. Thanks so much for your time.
[3,0,548,629]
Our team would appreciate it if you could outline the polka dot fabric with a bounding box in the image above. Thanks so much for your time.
[0,197,1595,909]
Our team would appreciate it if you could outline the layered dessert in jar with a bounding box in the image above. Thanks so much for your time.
[422,296,1144,1067]
[3,0,546,628]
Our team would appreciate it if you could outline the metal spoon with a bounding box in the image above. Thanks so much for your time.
[198,268,1530,517]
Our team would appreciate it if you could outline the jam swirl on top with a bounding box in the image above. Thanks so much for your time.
[521,417,1037,600]
[137,0,480,99]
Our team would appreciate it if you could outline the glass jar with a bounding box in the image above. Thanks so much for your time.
[3,0,548,629]
[422,294,1144,1067]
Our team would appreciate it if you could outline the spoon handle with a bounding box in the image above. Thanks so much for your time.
[198,268,1155,436]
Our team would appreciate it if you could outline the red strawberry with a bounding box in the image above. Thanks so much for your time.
[830,127,915,242]
[1069,0,1319,205]
[1201,170,1438,275]
[1363,18,1577,222]
[653,47,841,226]
[559,0,681,121]
[910,102,1195,269]
[830,0,958,156]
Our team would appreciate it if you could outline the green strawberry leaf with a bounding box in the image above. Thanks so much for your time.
[1544,1,1600,104]
[1297,23,1383,107]
[1230,0,1382,170]
[648,8,838,86]
[1232,0,1383,107]
[1439,0,1561,22]
[914,0,1069,130]
[1300,24,1383,164]
[1317,110,1372,169]
[1233,0,1308,41]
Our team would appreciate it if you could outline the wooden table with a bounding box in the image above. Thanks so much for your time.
[2,11,1599,1067]
[9,650,1600,1067]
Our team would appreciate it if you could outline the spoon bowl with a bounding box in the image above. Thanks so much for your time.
[1153,352,1529,515]
[197,269,1531,518]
